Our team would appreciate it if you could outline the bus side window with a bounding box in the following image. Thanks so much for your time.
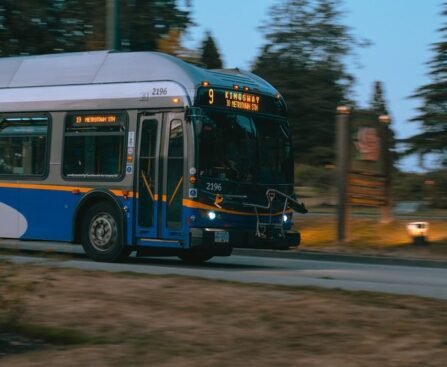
[63,112,125,179]
[0,116,49,177]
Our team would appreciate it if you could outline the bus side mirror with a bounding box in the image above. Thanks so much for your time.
[288,200,308,214]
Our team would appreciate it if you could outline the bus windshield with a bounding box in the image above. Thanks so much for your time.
[195,109,293,184]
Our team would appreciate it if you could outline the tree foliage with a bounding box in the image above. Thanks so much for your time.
[369,81,398,169]
[199,31,223,69]
[252,0,364,165]
[156,27,201,64]
[392,170,447,208]
[121,0,192,52]
[0,0,99,56]
[407,3,447,166]
[0,0,192,56]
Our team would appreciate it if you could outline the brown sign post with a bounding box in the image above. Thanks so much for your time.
[336,108,392,243]
[336,106,351,243]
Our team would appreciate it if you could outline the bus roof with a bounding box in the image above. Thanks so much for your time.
[0,51,279,100]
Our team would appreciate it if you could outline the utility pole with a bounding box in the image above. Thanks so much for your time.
[106,0,120,50]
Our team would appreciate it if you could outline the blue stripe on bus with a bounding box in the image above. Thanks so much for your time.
[0,186,134,243]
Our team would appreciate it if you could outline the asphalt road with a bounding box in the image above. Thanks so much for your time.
[1,239,447,300]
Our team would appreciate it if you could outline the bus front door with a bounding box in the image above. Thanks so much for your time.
[136,114,185,245]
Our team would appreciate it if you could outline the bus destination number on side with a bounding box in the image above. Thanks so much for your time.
[206,182,222,192]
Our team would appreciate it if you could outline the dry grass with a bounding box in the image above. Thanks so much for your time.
[0,262,447,366]
[295,217,447,260]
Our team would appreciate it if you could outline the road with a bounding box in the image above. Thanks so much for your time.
[1,239,447,300]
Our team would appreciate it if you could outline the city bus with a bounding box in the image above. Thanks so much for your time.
[0,51,306,263]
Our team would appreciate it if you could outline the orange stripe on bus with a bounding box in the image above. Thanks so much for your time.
[182,199,292,217]
[0,182,134,198]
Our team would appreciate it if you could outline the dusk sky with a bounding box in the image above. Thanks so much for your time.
[185,0,442,171]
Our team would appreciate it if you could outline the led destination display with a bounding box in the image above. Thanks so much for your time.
[74,114,118,124]
[196,87,286,116]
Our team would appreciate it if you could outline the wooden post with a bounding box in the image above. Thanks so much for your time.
[336,106,351,243]
[379,115,394,223]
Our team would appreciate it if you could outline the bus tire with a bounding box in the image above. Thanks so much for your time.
[81,202,131,262]
[178,250,213,264]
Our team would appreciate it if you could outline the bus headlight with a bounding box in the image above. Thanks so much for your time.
[208,211,217,220]
[283,214,289,223]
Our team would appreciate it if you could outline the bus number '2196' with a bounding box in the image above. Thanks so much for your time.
[206,182,222,192]
[152,88,168,96]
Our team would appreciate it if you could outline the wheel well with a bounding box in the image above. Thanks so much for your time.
[73,192,123,244]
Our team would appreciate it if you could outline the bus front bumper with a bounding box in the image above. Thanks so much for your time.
[190,227,300,253]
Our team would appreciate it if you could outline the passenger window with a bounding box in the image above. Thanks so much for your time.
[63,112,126,179]
[0,115,49,177]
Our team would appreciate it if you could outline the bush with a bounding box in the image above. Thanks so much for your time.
[294,164,335,193]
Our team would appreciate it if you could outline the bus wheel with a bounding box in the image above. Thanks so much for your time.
[178,250,213,264]
[81,202,131,262]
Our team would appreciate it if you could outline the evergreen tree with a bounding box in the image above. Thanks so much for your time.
[0,0,192,56]
[122,0,192,52]
[252,0,364,165]
[0,0,105,56]
[199,32,223,69]
[0,0,59,56]
[407,3,447,166]
[369,81,398,171]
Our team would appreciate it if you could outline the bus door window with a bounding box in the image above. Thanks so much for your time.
[166,119,184,230]
[138,120,158,227]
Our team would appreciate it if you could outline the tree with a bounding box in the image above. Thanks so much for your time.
[252,0,365,165]
[156,27,200,64]
[407,3,447,166]
[0,1,192,56]
[369,81,398,169]
[199,32,223,69]
[121,0,192,52]
[0,0,58,56]
[0,0,105,56]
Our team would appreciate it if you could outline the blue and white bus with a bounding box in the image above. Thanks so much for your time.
[0,51,306,263]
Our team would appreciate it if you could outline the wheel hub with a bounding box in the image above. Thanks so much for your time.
[89,213,117,251]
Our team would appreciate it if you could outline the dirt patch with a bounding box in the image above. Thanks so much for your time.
[0,262,446,367]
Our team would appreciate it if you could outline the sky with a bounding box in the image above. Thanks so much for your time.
[184,0,443,171]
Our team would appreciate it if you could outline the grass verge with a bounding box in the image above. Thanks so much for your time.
[0,262,446,366]
[295,216,447,259]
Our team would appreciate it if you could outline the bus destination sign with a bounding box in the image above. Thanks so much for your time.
[222,90,260,112]
[196,87,286,116]
[204,88,259,112]
[74,114,118,125]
